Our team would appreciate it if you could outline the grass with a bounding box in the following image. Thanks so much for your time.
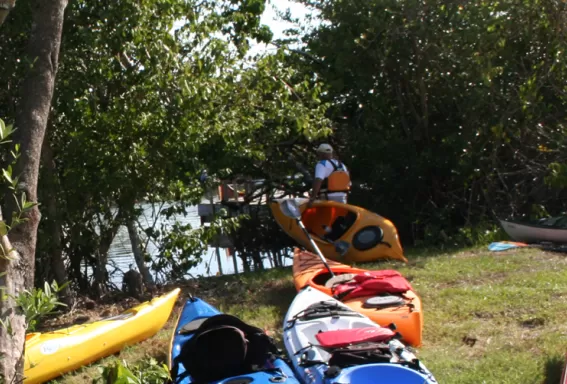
[49,245,567,383]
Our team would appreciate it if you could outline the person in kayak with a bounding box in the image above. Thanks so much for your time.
[309,143,351,204]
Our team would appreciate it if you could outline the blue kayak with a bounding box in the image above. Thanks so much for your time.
[168,296,301,384]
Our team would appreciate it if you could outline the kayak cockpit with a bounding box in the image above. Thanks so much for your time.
[172,314,285,384]
[310,271,414,315]
[302,207,358,242]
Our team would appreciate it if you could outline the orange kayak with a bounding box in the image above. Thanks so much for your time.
[293,248,423,347]
[269,198,407,264]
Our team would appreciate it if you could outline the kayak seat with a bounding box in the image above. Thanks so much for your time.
[323,212,358,242]
[174,314,280,383]
[315,327,396,349]
[324,273,357,289]
[183,325,248,381]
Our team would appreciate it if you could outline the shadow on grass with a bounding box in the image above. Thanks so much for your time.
[543,354,565,384]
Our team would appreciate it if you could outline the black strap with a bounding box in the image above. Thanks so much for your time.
[330,160,345,172]
[170,358,191,384]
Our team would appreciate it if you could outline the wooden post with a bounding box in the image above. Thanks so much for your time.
[230,247,238,275]
[215,246,223,276]
[209,191,223,276]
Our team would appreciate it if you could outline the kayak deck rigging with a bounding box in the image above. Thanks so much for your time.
[292,323,432,380]
[284,301,364,330]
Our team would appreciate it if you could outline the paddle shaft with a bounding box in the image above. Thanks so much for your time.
[295,219,335,278]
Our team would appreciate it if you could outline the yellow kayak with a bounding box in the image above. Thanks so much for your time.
[23,288,180,384]
[270,198,407,263]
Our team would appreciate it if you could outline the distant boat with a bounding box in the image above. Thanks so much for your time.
[499,217,567,244]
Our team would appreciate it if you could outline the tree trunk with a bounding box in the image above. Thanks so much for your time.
[40,136,72,305]
[0,208,26,384]
[0,0,67,380]
[252,251,263,271]
[126,220,154,288]
[93,221,120,297]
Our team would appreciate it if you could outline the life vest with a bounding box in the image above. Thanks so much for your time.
[332,271,413,301]
[322,160,351,194]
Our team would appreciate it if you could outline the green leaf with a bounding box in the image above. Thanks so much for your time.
[2,167,12,185]
[0,120,14,142]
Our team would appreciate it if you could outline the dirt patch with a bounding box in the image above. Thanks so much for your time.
[520,317,546,329]
[473,311,494,319]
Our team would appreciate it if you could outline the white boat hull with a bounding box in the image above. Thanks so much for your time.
[500,220,567,244]
[282,286,437,384]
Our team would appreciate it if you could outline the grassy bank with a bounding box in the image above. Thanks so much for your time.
[51,246,567,383]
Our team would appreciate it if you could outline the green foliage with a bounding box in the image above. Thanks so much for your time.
[546,162,567,189]
[0,117,37,256]
[282,0,567,244]
[227,210,296,270]
[12,280,68,331]
[148,205,241,281]
[0,0,331,289]
[0,117,14,241]
[92,358,170,384]
[418,222,505,249]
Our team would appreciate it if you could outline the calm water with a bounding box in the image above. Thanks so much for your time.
[106,202,292,284]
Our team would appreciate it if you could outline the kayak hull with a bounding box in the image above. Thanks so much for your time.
[329,363,437,384]
[23,288,180,384]
[168,297,300,384]
[561,352,567,384]
[269,198,407,263]
[293,248,423,347]
[282,285,436,384]
[500,219,567,244]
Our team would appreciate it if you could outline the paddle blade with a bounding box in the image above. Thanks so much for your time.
[280,198,302,219]
[488,241,529,252]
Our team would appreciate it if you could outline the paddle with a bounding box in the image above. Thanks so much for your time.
[280,198,336,278]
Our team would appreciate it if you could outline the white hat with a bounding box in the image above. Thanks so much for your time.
[316,143,333,153]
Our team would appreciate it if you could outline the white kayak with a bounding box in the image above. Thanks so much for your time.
[282,285,437,384]
[499,219,567,244]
